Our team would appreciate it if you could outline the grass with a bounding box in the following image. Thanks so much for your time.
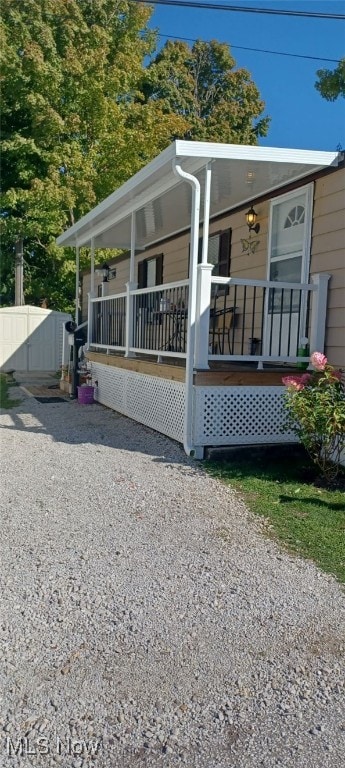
[205,447,345,583]
[0,373,22,409]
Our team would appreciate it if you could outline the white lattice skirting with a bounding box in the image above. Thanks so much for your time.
[91,364,295,449]
[193,386,295,446]
[91,363,185,443]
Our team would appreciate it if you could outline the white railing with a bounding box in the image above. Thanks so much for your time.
[203,274,330,366]
[87,272,330,367]
[89,281,189,358]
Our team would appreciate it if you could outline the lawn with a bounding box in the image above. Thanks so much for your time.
[0,373,21,409]
[205,447,345,584]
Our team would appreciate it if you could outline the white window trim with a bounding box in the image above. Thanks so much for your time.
[266,182,314,284]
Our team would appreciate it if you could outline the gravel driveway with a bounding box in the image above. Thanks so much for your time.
[1,384,344,768]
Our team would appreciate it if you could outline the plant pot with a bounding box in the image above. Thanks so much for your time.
[77,385,94,404]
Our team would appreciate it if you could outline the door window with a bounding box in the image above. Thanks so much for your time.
[268,186,313,312]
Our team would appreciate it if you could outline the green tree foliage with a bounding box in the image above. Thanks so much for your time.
[1,4,269,311]
[0,0,186,311]
[142,39,270,143]
[315,57,345,101]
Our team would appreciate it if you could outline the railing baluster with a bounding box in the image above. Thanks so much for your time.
[287,289,293,355]
[241,285,246,355]
[296,288,303,351]
[278,288,284,356]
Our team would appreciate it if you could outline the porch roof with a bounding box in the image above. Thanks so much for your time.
[56,140,341,250]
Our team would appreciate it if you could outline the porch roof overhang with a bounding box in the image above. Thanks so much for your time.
[56,140,341,251]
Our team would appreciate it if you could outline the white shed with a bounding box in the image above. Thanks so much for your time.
[0,305,71,372]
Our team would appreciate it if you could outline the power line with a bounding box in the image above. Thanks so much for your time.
[157,32,342,63]
[133,0,345,21]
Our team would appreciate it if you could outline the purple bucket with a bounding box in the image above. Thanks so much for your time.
[77,385,94,404]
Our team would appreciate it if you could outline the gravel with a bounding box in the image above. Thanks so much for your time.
[1,384,344,767]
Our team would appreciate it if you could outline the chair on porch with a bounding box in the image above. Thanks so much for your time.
[209,307,235,354]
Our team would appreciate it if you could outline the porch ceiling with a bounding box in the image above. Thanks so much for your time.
[56,141,341,250]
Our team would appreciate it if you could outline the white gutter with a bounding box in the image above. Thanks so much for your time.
[173,160,200,458]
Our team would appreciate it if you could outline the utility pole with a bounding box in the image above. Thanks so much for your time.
[15,237,24,305]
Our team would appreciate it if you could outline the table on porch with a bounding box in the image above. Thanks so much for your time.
[153,308,188,353]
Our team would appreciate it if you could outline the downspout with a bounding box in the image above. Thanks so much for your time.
[173,160,200,458]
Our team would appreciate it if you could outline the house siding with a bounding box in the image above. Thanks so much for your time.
[311,168,345,367]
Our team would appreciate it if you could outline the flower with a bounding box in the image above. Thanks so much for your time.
[300,373,312,386]
[310,351,327,371]
[282,375,305,391]
[331,369,342,382]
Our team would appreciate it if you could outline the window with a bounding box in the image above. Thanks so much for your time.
[204,229,232,277]
[193,228,231,294]
[137,253,163,288]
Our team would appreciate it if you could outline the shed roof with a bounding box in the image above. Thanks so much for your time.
[56,140,341,250]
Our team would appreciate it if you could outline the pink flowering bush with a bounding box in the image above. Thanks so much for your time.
[310,351,327,371]
[282,353,345,482]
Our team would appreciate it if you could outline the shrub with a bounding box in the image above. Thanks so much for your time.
[282,352,345,482]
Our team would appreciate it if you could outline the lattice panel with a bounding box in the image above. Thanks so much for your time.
[193,386,295,445]
[91,363,185,443]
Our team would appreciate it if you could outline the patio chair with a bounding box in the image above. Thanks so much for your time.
[210,307,235,354]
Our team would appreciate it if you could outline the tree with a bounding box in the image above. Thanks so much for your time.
[0,0,186,311]
[142,39,270,143]
[315,57,345,101]
[1,5,269,311]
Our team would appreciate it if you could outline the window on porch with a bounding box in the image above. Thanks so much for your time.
[138,253,163,289]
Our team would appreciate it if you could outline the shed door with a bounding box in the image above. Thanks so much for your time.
[27,313,58,370]
[265,184,313,356]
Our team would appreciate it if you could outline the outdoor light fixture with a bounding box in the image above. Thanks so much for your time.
[100,262,110,282]
[246,206,260,234]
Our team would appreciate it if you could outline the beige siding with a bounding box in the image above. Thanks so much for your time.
[311,168,345,367]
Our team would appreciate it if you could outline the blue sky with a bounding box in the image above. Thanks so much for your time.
[147,0,345,151]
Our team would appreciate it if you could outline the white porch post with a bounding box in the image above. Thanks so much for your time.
[129,212,136,283]
[195,165,212,369]
[87,291,95,349]
[309,273,331,354]
[125,212,137,357]
[90,236,95,293]
[75,244,80,324]
[195,264,213,369]
[201,165,212,265]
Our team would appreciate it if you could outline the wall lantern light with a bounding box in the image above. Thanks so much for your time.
[246,206,260,234]
[99,262,110,282]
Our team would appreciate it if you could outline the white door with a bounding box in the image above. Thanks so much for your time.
[27,312,57,370]
[265,184,313,356]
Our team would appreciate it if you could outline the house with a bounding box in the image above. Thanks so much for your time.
[57,141,345,458]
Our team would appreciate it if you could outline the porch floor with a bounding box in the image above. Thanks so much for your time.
[86,349,299,386]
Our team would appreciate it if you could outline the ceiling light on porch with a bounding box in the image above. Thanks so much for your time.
[246,206,260,234]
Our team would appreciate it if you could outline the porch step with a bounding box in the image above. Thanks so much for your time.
[205,443,304,462]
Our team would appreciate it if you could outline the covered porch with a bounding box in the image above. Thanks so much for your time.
[57,140,341,457]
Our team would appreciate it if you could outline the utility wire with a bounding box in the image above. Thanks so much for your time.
[157,32,342,63]
[133,0,345,21]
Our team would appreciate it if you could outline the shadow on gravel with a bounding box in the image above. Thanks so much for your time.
[0,387,198,467]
